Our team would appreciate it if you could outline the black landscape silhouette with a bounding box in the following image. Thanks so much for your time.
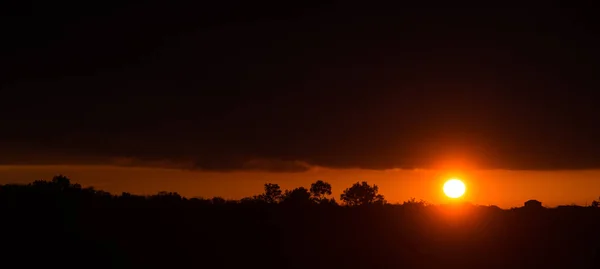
[2,175,599,269]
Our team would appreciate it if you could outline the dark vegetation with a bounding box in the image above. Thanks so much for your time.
[2,175,600,268]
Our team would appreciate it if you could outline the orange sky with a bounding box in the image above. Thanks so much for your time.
[1,165,599,208]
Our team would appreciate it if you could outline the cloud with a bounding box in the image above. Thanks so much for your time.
[1,5,598,172]
[240,159,311,172]
[108,157,312,172]
[109,157,198,170]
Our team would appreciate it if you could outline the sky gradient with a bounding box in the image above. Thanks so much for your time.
[1,3,599,207]
[2,165,600,208]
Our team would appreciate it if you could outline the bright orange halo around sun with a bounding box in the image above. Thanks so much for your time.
[443,179,466,198]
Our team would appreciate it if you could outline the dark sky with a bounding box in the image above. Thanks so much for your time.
[1,2,599,171]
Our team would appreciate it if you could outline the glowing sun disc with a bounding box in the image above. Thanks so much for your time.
[443,179,466,198]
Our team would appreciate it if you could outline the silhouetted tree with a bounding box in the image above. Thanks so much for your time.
[148,191,183,205]
[239,195,259,204]
[591,197,600,208]
[119,192,145,204]
[282,187,312,205]
[310,180,332,203]
[96,190,113,198]
[258,183,283,203]
[211,196,226,205]
[84,186,96,193]
[52,174,71,190]
[31,179,48,187]
[523,199,543,209]
[340,181,386,206]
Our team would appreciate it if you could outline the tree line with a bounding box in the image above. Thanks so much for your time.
[3,174,600,208]
[3,175,600,269]
[0,175,387,207]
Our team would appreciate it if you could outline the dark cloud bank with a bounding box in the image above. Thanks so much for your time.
[1,2,599,172]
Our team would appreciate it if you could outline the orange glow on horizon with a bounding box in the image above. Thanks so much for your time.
[2,165,600,208]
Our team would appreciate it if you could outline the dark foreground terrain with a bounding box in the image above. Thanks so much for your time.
[2,176,599,269]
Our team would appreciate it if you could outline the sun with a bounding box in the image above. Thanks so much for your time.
[443,179,466,198]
